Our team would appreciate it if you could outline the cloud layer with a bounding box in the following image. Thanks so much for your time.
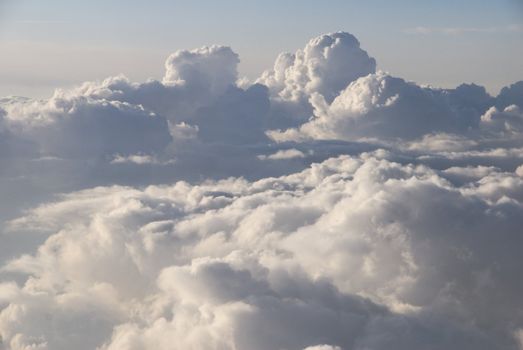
[3,154,523,349]
[1,32,523,349]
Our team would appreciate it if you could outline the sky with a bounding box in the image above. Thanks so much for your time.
[0,0,522,98]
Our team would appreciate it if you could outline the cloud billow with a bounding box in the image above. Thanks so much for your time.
[1,32,523,350]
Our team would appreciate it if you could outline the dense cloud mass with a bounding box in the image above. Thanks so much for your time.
[1,32,523,349]
[258,32,376,103]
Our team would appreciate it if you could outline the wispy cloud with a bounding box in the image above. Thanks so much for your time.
[13,20,67,24]
[403,24,522,35]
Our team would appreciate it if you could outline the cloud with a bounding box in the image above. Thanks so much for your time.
[404,133,478,152]
[12,20,67,25]
[258,32,376,103]
[191,84,270,145]
[1,91,172,158]
[497,81,523,110]
[1,31,523,350]
[2,154,523,349]
[268,72,471,141]
[163,45,239,95]
[480,105,523,134]
[69,45,239,124]
[266,72,523,145]
[258,148,306,160]
[110,154,176,165]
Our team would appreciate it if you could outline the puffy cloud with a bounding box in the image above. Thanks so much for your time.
[497,81,523,109]
[1,31,523,350]
[1,154,523,349]
[0,45,268,224]
[0,92,173,226]
[447,83,494,127]
[259,32,376,103]
[1,91,172,158]
[71,45,239,124]
[163,45,239,96]
[480,105,523,135]
[268,72,487,142]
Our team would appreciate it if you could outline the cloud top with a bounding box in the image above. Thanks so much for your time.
[259,32,376,103]
[163,45,239,96]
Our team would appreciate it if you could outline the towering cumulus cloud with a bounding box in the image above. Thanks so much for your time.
[163,45,239,95]
[259,32,376,103]
[1,32,523,350]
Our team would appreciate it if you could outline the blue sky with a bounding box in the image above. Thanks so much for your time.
[0,0,522,97]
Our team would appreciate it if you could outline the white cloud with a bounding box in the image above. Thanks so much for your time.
[405,133,478,152]
[481,105,523,135]
[1,154,523,349]
[268,72,483,142]
[258,148,306,160]
[66,45,239,125]
[1,31,523,350]
[1,91,172,158]
[258,32,376,103]
[110,154,176,165]
[163,45,239,95]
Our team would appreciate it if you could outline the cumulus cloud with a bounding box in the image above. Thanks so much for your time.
[497,81,523,109]
[67,45,239,124]
[1,31,523,350]
[480,105,523,135]
[2,154,523,349]
[1,91,172,158]
[259,32,376,103]
[163,45,239,95]
[268,72,495,142]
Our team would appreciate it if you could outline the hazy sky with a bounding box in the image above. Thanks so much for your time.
[0,0,522,98]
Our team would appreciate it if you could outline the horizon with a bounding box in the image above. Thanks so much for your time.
[0,0,522,98]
